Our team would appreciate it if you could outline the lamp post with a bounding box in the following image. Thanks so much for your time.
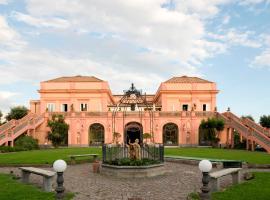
[53,160,67,200]
[199,160,212,200]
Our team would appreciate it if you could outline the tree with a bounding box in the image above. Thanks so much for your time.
[241,115,254,122]
[6,106,28,121]
[260,115,270,128]
[47,114,69,147]
[199,118,225,146]
[0,110,2,124]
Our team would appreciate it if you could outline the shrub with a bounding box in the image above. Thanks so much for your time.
[106,158,160,166]
[47,114,69,147]
[15,135,39,150]
[0,146,26,153]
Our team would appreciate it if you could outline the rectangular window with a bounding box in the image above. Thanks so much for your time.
[182,104,188,111]
[47,103,55,112]
[203,104,207,111]
[61,104,68,112]
[80,103,87,111]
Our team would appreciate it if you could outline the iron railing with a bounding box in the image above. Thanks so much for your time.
[102,144,164,163]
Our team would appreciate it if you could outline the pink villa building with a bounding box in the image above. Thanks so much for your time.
[1,75,270,152]
[30,75,218,146]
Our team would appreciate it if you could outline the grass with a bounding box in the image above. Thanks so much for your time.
[165,147,270,164]
[0,147,101,165]
[0,147,270,165]
[0,174,74,200]
[212,172,270,200]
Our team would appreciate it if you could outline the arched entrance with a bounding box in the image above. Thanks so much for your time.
[125,122,143,144]
[163,123,179,145]
[89,123,104,145]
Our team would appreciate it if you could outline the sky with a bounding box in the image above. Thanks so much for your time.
[0,0,269,122]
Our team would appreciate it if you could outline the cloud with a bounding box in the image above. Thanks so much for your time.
[222,15,231,24]
[173,0,233,19]
[13,0,236,71]
[250,49,270,68]
[0,0,267,95]
[239,0,270,5]
[12,12,70,29]
[208,29,261,48]
[0,91,19,114]
[0,16,26,49]
[0,0,8,5]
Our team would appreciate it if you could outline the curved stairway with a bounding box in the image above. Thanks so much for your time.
[0,113,44,146]
[217,112,270,153]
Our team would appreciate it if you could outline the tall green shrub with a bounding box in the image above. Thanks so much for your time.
[15,135,39,150]
[47,114,69,148]
[199,118,225,146]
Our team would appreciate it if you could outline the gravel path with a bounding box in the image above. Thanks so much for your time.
[1,162,264,200]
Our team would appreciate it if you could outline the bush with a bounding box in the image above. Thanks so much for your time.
[0,146,26,153]
[105,158,160,166]
[15,135,39,150]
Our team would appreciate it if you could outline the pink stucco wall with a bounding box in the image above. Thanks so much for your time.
[30,76,220,146]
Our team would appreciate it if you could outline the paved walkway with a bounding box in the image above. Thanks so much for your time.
[0,162,249,200]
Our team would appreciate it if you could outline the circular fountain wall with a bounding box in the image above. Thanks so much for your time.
[101,144,165,178]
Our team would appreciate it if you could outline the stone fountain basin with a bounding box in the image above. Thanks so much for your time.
[101,163,165,178]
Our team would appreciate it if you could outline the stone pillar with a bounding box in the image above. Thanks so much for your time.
[226,128,230,148]
[246,139,249,150]
[230,128,234,149]
[251,140,255,151]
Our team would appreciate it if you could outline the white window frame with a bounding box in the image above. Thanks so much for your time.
[80,103,88,111]
[61,104,68,112]
[47,103,55,112]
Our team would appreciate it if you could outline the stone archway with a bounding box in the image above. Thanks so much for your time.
[163,123,179,146]
[124,122,143,144]
[89,123,104,145]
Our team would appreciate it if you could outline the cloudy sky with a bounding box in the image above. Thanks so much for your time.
[0,0,269,121]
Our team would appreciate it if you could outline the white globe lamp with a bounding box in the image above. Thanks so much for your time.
[198,160,212,200]
[199,160,212,172]
[53,159,67,199]
[53,159,67,172]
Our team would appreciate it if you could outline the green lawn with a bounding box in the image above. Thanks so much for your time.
[165,148,270,164]
[0,174,73,200]
[212,172,270,200]
[0,147,101,165]
[0,147,270,165]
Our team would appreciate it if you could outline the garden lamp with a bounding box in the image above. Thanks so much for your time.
[53,159,67,200]
[199,160,212,200]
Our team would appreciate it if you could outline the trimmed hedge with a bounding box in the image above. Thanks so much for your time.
[105,158,161,166]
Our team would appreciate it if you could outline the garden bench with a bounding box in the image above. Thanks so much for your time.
[210,168,241,192]
[19,167,55,192]
[69,154,98,164]
[165,156,243,168]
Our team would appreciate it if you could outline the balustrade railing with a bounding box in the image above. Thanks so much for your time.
[102,144,164,164]
[244,118,269,136]
[13,120,29,134]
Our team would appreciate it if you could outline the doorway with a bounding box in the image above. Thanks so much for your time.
[125,122,143,144]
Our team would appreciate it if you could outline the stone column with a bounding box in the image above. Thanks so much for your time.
[230,128,234,149]
[246,139,249,150]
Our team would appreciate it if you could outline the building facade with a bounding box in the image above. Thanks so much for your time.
[30,75,219,146]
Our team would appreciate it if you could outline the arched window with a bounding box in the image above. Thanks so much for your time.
[163,123,178,145]
[89,123,104,145]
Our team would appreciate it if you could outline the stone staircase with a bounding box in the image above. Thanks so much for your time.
[0,113,44,146]
[218,112,270,153]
